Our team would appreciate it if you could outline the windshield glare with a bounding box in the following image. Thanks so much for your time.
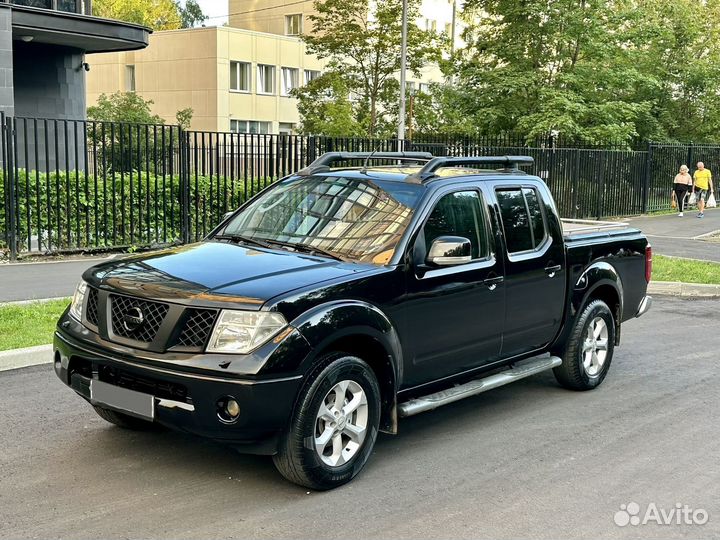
[219,175,423,264]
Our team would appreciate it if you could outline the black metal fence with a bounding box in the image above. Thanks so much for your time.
[0,114,708,259]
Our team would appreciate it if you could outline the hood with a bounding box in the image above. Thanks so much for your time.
[86,241,373,309]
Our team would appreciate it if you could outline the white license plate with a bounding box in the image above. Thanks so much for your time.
[90,379,154,420]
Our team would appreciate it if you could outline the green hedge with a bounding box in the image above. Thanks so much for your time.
[1,170,270,252]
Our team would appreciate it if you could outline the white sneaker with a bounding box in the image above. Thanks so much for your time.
[679,212,684,217]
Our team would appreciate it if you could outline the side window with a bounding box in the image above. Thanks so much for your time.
[422,190,488,259]
[496,187,547,254]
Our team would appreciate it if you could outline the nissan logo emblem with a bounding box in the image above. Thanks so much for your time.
[122,307,145,332]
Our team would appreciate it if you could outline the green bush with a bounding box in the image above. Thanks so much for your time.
[0,170,270,253]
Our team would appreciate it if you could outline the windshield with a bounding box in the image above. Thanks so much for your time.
[217,175,424,264]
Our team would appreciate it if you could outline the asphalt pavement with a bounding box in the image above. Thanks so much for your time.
[626,208,720,262]
[1,296,718,539]
[0,257,115,302]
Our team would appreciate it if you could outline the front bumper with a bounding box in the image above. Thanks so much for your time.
[54,328,305,455]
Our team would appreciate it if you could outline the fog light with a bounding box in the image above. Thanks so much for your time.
[226,399,240,418]
[217,396,240,423]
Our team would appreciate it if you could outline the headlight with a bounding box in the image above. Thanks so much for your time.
[207,310,288,354]
[69,280,88,322]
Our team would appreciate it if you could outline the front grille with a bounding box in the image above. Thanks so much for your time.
[109,294,169,343]
[86,287,99,326]
[176,308,218,348]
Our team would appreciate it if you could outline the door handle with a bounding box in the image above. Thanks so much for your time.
[545,264,562,278]
[483,275,504,291]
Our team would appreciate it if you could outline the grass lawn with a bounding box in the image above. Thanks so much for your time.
[0,299,69,351]
[653,254,720,285]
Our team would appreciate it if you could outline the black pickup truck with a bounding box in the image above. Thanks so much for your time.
[54,152,652,490]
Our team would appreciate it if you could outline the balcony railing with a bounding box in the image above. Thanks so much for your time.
[1,0,92,16]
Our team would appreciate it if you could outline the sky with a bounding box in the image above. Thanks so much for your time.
[192,0,229,26]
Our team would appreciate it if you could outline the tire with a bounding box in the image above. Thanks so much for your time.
[553,299,616,391]
[92,405,157,430]
[273,353,381,490]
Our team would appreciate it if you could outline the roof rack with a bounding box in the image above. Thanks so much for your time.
[296,151,433,176]
[405,156,534,183]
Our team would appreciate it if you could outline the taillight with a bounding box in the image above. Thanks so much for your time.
[645,245,652,283]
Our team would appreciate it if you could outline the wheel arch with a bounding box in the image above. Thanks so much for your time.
[291,301,403,434]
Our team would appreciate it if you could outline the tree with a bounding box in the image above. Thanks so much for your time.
[291,72,362,136]
[93,0,182,30]
[175,107,194,130]
[176,0,207,28]
[296,0,441,137]
[88,92,164,124]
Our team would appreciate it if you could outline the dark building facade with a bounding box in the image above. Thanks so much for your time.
[0,0,148,118]
[0,0,149,168]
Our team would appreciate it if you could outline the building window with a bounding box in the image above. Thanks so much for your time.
[406,81,416,94]
[279,122,295,135]
[231,120,271,134]
[419,83,430,93]
[285,14,303,35]
[304,69,321,85]
[230,61,251,92]
[281,67,300,96]
[125,65,136,92]
[257,64,276,95]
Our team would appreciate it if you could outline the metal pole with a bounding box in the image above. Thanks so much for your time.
[397,0,408,149]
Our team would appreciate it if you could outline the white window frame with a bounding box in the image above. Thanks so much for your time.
[230,120,271,134]
[285,14,303,36]
[125,65,136,92]
[230,61,251,93]
[281,67,300,96]
[257,64,276,95]
[304,69,321,85]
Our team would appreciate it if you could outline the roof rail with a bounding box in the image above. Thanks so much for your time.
[296,151,433,176]
[405,155,535,183]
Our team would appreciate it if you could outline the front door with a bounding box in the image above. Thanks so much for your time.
[402,187,506,388]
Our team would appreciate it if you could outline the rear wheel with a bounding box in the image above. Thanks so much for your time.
[554,299,615,390]
[92,405,157,430]
[273,353,381,490]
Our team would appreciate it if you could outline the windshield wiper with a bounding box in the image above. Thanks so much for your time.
[213,234,273,250]
[262,238,344,261]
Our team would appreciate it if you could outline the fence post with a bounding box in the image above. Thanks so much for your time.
[179,126,191,244]
[571,148,581,218]
[2,114,17,260]
[642,142,652,214]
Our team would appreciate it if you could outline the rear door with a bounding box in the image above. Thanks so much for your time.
[491,183,566,358]
[402,185,505,387]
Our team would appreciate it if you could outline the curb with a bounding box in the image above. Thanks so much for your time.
[648,281,720,298]
[0,344,53,372]
[0,297,69,308]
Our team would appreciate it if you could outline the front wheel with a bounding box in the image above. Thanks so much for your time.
[273,353,381,490]
[554,299,616,390]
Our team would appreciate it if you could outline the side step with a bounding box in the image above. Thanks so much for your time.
[398,355,562,418]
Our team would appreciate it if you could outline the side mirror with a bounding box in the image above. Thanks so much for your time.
[426,236,472,266]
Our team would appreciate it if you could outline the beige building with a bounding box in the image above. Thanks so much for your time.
[87,25,325,133]
[86,1,462,133]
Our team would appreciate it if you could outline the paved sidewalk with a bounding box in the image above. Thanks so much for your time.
[626,208,720,262]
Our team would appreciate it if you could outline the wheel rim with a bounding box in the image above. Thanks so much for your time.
[314,380,368,467]
[582,316,609,377]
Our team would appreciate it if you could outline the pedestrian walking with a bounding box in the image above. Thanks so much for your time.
[673,164,692,216]
[692,162,714,218]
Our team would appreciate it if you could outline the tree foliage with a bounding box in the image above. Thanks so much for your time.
[295,0,441,137]
[177,0,207,28]
[421,0,720,144]
[88,92,164,125]
[93,0,179,30]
